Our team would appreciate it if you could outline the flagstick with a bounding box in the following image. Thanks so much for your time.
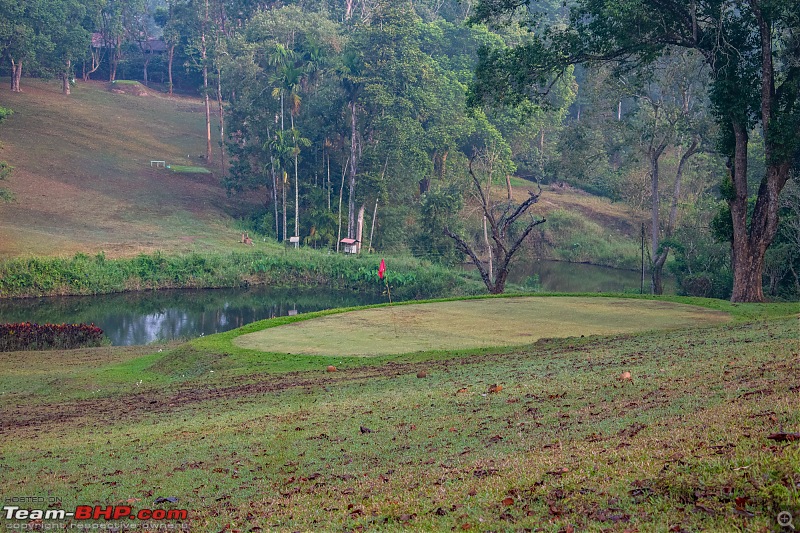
[384,278,393,304]
[382,277,398,337]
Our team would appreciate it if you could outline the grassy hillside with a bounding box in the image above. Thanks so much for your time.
[0,79,258,259]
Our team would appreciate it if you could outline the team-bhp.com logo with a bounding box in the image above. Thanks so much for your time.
[4,505,188,521]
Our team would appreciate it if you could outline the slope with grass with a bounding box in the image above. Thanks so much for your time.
[0,79,257,258]
[0,296,797,531]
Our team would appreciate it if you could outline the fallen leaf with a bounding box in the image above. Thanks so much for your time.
[359,426,372,434]
[501,497,514,506]
[734,496,750,511]
[488,384,503,393]
[767,432,800,442]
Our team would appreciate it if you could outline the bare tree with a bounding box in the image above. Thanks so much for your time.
[444,150,546,294]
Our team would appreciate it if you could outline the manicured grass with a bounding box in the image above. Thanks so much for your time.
[169,165,211,174]
[234,297,731,356]
[0,296,797,532]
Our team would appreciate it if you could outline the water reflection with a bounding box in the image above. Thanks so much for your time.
[0,287,385,346]
[514,259,647,293]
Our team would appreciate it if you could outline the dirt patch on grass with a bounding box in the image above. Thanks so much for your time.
[0,358,433,435]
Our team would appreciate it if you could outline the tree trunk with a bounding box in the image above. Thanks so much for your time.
[142,54,150,86]
[728,122,761,301]
[649,150,661,294]
[216,66,225,175]
[651,139,699,295]
[62,61,71,95]
[294,153,299,240]
[347,100,358,239]
[84,48,102,81]
[271,157,278,241]
[652,250,667,295]
[483,216,493,282]
[202,0,212,162]
[203,68,212,162]
[110,37,121,82]
[282,169,287,242]
[726,6,792,302]
[167,45,175,95]
[10,59,22,92]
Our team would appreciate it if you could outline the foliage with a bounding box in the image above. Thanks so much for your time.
[412,182,465,265]
[669,200,733,299]
[0,250,482,300]
[0,322,104,351]
[470,0,800,301]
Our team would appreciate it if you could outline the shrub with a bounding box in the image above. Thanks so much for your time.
[0,323,105,351]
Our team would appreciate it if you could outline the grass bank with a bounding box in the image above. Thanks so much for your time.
[0,248,482,300]
[0,296,796,531]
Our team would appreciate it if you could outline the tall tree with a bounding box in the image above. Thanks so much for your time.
[623,52,710,294]
[470,0,800,302]
[1,0,55,92]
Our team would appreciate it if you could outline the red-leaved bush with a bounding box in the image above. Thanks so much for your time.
[0,322,105,351]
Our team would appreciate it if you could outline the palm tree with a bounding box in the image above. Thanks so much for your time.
[272,63,305,241]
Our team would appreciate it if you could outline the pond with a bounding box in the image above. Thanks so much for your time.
[464,259,666,294]
[0,287,386,346]
[0,261,668,346]
[510,259,658,293]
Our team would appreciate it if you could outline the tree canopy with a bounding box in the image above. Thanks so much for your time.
[469,0,800,301]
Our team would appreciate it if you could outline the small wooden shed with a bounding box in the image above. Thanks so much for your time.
[340,238,359,254]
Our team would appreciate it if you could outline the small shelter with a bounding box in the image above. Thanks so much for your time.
[340,238,359,254]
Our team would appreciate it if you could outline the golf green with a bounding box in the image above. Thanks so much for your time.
[233,297,732,356]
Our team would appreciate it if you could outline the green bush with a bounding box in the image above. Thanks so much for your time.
[0,250,482,299]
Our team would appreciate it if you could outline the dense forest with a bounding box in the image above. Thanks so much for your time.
[0,0,797,302]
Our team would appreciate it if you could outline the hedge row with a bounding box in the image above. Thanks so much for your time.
[0,322,105,351]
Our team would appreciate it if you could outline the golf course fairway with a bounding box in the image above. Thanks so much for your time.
[233,296,732,356]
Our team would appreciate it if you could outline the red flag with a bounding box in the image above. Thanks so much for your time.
[378,259,386,280]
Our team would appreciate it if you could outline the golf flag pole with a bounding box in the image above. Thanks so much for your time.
[378,258,392,304]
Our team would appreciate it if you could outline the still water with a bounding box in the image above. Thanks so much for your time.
[0,287,386,346]
[0,261,661,346]
[508,259,652,293]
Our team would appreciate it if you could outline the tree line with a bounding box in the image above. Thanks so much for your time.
[0,0,797,302]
